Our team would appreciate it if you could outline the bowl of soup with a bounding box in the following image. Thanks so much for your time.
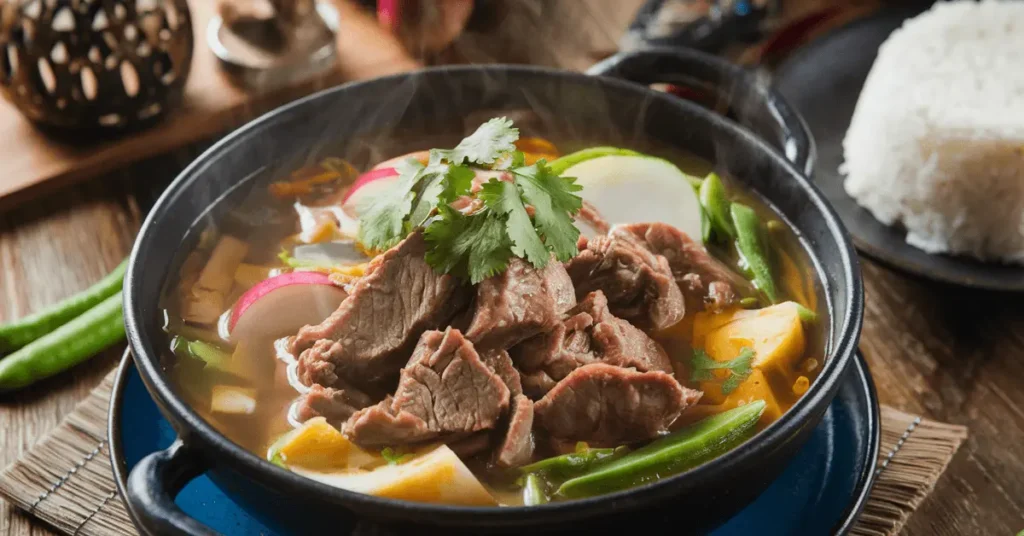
[121,47,862,534]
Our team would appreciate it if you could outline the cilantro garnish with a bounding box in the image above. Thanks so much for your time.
[357,118,583,283]
[381,447,413,465]
[690,347,755,395]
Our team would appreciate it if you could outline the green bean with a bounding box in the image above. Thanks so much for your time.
[0,292,125,391]
[185,342,233,370]
[519,444,625,481]
[794,303,818,323]
[739,297,760,309]
[555,401,766,498]
[0,258,127,353]
[699,173,736,241]
[522,474,548,506]
[731,203,779,303]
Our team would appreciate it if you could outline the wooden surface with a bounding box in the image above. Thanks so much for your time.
[0,1,1021,535]
[0,0,420,211]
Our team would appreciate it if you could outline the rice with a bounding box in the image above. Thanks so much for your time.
[841,0,1024,263]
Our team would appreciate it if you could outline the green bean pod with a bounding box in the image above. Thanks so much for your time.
[0,258,127,352]
[0,291,125,391]
[555,401,766,498]
[519,445,624,481]
[522,474,548,506]
[731,203,779,303]
[699,173,736,241]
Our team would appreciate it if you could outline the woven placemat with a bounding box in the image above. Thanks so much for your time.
[0,369,967,536]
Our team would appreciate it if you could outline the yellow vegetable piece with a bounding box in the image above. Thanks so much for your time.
[692,306,745,348]
[293,445,497,506]
[700,302,806,381]
[275,417,378,471]
[793,376,810,396]
[305,220,341,244]
[700,369,782,425]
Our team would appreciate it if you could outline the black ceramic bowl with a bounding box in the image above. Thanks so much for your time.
[122,48,862,535]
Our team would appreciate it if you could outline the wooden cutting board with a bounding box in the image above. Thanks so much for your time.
[0,0,421,211]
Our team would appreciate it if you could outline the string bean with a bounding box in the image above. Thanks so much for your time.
[519,444,625,481]
[555,401,766,498]
[0,258,127,352]
[731,203,779,303]
[0,291,125,391]
[699,173,736,241]
[522,474,548,506]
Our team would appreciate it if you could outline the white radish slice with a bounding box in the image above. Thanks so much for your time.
[291,445,498,506]
[562,155,704,243]
[229,272,347,343]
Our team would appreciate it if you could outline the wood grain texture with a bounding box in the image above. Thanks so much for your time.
[1,1,1022,535]
[0,0,421,211]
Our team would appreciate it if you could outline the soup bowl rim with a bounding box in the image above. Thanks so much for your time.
[123,62,864,525]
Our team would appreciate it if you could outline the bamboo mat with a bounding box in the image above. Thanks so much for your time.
[0,370,967,536]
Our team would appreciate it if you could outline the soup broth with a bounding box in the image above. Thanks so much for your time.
[160,124,826,506]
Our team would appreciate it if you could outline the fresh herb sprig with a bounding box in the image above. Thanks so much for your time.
[690,347,755,395]
[358,118,583,283]
[381,447,414,465]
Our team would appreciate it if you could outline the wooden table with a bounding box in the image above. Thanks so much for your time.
[1,1,1021,535]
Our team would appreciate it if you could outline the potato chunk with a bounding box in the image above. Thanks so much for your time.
[272,417,378,471]
[697,302,806,380]
[292,445,498,506]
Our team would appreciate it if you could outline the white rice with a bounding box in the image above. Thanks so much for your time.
[841,0,1024,263]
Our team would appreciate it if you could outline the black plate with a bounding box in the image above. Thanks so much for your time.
[774,6,1024,290]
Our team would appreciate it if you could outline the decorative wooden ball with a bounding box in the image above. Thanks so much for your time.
[0,0,193,130]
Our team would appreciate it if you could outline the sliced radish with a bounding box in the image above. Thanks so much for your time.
[342,167,399,204]
[371,150,430,171]
[562,154,704,243]
[229,272,347,343]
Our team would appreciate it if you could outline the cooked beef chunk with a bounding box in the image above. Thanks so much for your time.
[494,394,535,468]
[512,291,673,399]
[448,432,493,458]
[614,223,753,311]
[481,348,523,396]
[291,232,471,388]
[344,328,510,447]
[566,231,685,330]
[533,363,701,446]
[293,383,373,428]
[466,258,576,350]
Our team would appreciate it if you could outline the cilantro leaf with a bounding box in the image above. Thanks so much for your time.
[381,447,413,465]
[358,158,424,250]
[410,174,445,227]
[479,179,549,267]
[424,206,513,284]
[439,164,475,204]
[513,161,583,262]
[689,347,755,395]
[447,117,519,165]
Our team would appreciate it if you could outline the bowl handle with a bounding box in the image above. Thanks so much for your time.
[587,46,816,176]
[126,439,218,536]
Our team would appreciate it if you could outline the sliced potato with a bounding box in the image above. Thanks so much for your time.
[699,302,806,380]
[292,445,497,506]
[272,417,378,471]
[184,236,250,324]
[700,369,783,426]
